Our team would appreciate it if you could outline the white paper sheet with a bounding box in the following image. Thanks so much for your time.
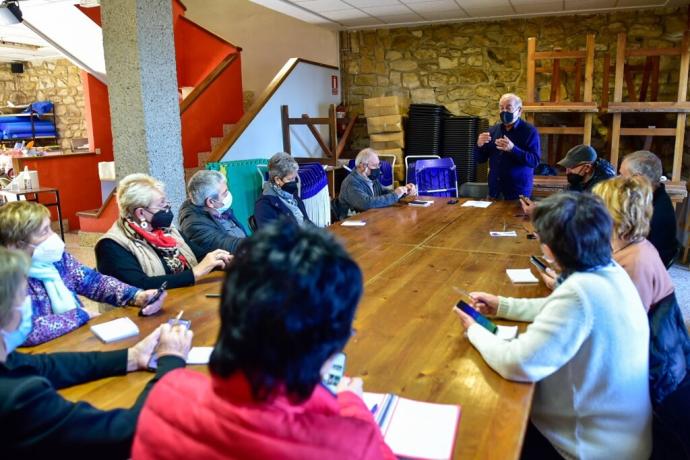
[506,268,539,283]
[461,200,492,208]
[187,346,213,365]
[341,220,366,227]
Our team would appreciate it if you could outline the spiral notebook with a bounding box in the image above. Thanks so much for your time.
[362,392,461,460]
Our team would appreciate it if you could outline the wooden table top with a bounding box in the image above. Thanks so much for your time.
[24,197,547,460]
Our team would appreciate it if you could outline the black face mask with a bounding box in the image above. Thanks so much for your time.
[281,180,298,196]
[150,207,174,229]
[368,168,382,181]
[500,110,518,125]
[566,173,585,191]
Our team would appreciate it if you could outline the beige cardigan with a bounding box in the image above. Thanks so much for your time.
[99,220,198,277]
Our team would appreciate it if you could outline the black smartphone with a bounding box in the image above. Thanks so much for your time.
[530,255,548,273]
[147,281,168,306]
[455,300,498,334]
[447,199,459,205]
[147,317,192,370]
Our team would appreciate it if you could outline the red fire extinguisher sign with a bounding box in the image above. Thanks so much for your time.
[331,75,338,95]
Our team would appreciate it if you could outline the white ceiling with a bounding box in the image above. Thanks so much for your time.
[251,0,690,29]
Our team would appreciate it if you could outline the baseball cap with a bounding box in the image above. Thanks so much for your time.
[557,144,597,168]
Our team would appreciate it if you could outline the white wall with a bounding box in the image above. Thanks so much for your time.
[222,60,340,161]
[182,0,339,97]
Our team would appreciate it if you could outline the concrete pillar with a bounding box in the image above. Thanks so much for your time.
[101,0,186,213]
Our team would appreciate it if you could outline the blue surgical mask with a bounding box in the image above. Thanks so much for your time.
[1,296,33,354]
[500,110,518,125]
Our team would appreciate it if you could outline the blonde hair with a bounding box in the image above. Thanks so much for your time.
[592,176,653,242]
[0,247,29,327]
[0,201,50,247]
[116,173,166,218]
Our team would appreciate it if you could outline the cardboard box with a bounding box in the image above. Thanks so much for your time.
[364,96,409,118]
[370,132,405,149]
[367,115,403,134]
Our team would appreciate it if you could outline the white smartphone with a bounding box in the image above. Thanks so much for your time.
[322,352,346,392]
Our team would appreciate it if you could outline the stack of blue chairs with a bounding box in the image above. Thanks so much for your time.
[414,157,458,197]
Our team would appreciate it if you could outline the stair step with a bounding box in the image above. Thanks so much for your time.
[76,208,100,218]
[197,151,212,168]
[210,137,223,149]
[223,123,235,136]
[184,167,202,183]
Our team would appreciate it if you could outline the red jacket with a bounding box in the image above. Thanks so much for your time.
[132,369,395,460]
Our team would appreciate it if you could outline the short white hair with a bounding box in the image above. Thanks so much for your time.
[268,152,299,181]
[499,93,522,109]
[622,150,663,186]
[116,173,165,218]
[355,148,379,167]
[187,170,226,206]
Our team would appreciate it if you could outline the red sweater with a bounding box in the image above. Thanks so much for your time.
[132,369,395,460]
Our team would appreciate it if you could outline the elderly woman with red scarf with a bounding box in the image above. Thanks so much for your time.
[96,174,232,289]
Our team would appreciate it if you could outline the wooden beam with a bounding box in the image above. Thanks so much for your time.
[619,127,676,136]
[328,104,337,159]
[625,48,681,57]
[522,102,598,112]
[287,117,330,125]
[677,31,689,103]
[281,105,291,154]
[534,50,586,59]
[527,37,536,103]
[301,115,332,158]
[583,34,595,103]
[673,113,686,181]
[614,33,626,103]
[610,113,622,169]
[606,102,690,112]
[583,113,593,144]
[537,127,585,135]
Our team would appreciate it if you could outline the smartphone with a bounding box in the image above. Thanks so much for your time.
[447,199,459,205]
[147,281,167,306]
[456,300,498,334]
[530,255,548,273]
[322,352,346,392]
[147,317,192,370]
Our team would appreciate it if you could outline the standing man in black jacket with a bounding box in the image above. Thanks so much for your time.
[0,247,192,459]
[620,150,680,267]
[179,170,248,260]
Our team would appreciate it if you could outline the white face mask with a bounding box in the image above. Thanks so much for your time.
[1,296,33,354]
[31,233,65,264]
[216,191,233,214]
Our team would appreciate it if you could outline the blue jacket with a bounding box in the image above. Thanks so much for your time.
[338,169,399,214]
[254,194,311,230]
[474,118,541,199]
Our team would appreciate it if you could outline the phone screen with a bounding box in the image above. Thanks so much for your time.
[456,300,498,334]
[322,352,346,392]
[147,318,192,370]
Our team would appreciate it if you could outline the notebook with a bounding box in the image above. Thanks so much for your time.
[341,220,366,227]
[506,268,539,284]
[90,317,140,343]
[408,200,433,207]
[362,392,461,460]
[461,200,492,208]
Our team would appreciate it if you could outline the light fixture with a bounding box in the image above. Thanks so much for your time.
[0,1,22,26]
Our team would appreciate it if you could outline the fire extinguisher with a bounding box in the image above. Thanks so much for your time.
[336,103,347,136]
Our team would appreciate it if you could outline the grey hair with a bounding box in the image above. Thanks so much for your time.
[187,170,226,206]
[355,148,378,167]
[0,247,29,327]
[622,150,663,186]
[268,152,299,182]
[499,93,522,109]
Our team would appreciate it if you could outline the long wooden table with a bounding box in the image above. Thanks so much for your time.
[24,198,548,459]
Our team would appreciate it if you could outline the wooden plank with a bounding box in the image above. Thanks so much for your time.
[287,117,330,124]
[673,113,686,181]
[522,102,598,113]
[550,59,561,102]
[606,102,690,112]
[537,127,585,135]
[281,104,291,154]
[610,113,622,169]
[677,31,689,103]
[584,34,595,103]
[614,33,626,103]
[301,114,332,158]
[625,48,682,57]
[534,50,586,59]
[584,113,593,144]
[620,127,676,136]
[527,37,536,103]
[328,104,337,158]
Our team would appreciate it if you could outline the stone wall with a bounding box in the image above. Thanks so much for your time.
[341,7,690,172]
[0,58,86,151]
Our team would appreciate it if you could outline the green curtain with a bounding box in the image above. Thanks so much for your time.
[206,159,268,234]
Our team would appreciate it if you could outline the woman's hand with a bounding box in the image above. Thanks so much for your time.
[336,376,364,397]
[468,291,499,316]
[156,322,193,360]
[127,326,163,371]
[453,306,476,329]
[541,267,558,290]
[193,249,233,280]
[134,290,167,316]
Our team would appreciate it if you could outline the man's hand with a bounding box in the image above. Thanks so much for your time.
[495,136,514,152]
[405,183,418,196]
[520,196,536,217]
[477,132,492,147]
[395,186,408,197]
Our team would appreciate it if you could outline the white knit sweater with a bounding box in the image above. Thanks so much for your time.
[467,263,652,460]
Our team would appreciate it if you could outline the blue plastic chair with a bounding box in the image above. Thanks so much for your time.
[405,155,440,184]
[414,158,458,197]
[346,159,393,188]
